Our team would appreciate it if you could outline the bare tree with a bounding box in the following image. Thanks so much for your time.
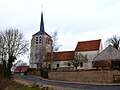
[71,53,81,70]
[78,53,88,70]
[52,31,62,52]
[0,34,7,76]
[0,28,29,77]
[13,60,27,67]
[49,31,62,70]
[71,53,88,70]
[106,35,120,49]
[37,46,46,68]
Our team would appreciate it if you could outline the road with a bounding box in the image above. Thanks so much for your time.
[19,75,120,90]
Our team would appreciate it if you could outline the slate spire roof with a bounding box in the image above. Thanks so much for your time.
[40,12,44,33]
[33,12,50,37]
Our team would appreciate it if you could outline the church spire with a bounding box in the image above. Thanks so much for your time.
[40,12,45,32]
[33,11,50,37]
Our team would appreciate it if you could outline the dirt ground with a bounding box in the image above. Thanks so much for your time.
[0,77,25,90]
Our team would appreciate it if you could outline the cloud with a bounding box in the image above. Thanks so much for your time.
[0,0,120,51]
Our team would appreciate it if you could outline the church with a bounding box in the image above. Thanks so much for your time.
[30,12,103,69]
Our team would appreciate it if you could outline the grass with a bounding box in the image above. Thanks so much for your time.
[14,87,40,90]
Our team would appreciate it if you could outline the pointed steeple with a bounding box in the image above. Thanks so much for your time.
[40,12,45,33]
[33,11,51,37]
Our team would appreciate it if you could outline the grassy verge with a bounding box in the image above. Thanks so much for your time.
[14,87,40,90]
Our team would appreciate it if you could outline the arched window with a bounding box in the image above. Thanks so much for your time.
[80,62,83,67]
[57,64,59,68]
[68,63,71,66]
[48,64,51,69]
[35,37,38,44]
[39,36,42,43]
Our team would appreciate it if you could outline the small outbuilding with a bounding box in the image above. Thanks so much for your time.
[93,45,120,69]
[14,66,29,76]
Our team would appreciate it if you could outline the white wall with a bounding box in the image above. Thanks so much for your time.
[52,61,70,69]
[30,63,37,68]
[99,42,103,53]
[75,50,99,69]
[44,42,103,70]
[44,50,100,70]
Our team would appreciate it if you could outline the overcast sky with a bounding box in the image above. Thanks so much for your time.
[0,0,120,52]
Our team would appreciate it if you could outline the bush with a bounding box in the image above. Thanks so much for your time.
[27,68,39,72]
[40,68,49,79]
[111,66,120,70]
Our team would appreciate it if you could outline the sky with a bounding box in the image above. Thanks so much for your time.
[0,0,120,63]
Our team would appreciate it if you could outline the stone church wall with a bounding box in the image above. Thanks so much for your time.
[49,70,120,83]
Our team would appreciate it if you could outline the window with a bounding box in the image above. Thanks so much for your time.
[39,36,42,43]
[36,37,38,41]
[39,39,42,43]
[36,42,38,44]
[37,63,39,68]
[92,61,94,65]
[35,36,42,44]
[35,37,38,44]
[39,36,42,38]
[80,62,83,67]
[48,64,51,69]
[67,63,71,66]
[57,64,59,68]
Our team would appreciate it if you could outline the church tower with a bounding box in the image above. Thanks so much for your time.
[30,12,52,68]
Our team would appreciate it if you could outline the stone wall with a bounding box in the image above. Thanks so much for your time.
[48,70,120,83]
[27,71,40,76]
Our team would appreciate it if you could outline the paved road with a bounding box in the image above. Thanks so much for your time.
[19,76,120,90]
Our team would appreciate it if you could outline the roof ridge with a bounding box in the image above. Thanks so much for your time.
[77,39,101,43]
[54,51,75,53]
[94,45,120,61]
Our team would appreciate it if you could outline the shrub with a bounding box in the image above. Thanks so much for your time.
[27,68,39,72]
[40,68,49,79]
[111,66,120,70]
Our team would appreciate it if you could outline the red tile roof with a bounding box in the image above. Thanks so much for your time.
[75,39,101,51]
[14,66,29,73]
[45,51,74,61]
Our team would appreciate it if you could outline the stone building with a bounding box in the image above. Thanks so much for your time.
[93,45,120,68]
[30,12,52,68]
